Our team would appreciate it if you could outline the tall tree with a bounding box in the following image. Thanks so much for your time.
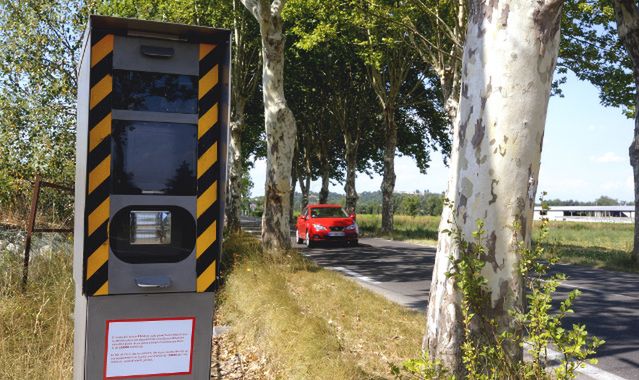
[425,0,564,374]
[227,0,261,233]
[611,0,639,262]
[241,0,297,250]
[0,0,86,216]
[285,0,449,218]
[368,0,466,124]
[285,1,377,213]
[365,26,414,235]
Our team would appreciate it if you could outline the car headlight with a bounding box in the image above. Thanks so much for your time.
[312,224,328,231]
[344,223,358,233]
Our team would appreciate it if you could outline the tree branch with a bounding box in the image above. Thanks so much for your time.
[240,0,260,20]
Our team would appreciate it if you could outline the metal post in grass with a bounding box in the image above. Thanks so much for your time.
[22,174,41,292]
[21,175,74,291]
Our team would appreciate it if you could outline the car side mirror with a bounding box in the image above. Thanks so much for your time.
[349,213,356,220]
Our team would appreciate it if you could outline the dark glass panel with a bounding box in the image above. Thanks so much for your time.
[111,120,197,195]
[113,70,197,114]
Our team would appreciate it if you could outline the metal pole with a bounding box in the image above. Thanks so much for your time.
[22,174,41,292]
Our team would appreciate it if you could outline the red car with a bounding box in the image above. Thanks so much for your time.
[295,204,358,247]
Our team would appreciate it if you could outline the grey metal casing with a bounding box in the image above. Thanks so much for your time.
[108,195,196,294]
[73,24,92,380]
[113,35,198,76]
[84,293,214,380]
[73,15,231,380]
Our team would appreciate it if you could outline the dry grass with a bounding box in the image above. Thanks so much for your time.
[0,231,74,379]
[218,232,425,379]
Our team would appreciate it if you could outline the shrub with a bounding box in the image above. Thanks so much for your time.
[393,201,603,379]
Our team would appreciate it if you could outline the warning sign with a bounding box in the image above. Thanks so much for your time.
[104,317,195,379]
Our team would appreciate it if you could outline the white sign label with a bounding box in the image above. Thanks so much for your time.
[104,317,195,379]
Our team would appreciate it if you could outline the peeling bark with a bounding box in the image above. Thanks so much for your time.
[226,101,245,233]
[227,0,260,233]
[424,0,563,373]
[612,0,639,263]
[241,0,297,251]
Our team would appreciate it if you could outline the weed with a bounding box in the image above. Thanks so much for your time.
[393,200,602,379]
[219,232,426,379]
[0,232,73,379]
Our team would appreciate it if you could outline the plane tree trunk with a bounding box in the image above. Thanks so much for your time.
[343,126,359,212]
[318,138,330,204]
[289,149,297,222]
[226,98,245,233]
[380,105,397,234]
[226,1,260,233]
[299,175,310,209]
[333,87,361,213]
[612,0,639,263]
[424,0,563,374]
[241,0,297,251]
[367,53,409,235]
[298,143,311,210]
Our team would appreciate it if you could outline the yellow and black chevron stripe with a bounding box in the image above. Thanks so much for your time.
[84,32,113,296]
[196,43,222,292]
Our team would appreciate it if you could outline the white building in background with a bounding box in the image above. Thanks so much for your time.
[533,206,635,223]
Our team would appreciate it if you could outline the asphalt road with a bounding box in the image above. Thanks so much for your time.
[296,237,639,380]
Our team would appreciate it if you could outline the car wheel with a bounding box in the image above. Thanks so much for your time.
[305,232,314,248]
[295,230,304,244]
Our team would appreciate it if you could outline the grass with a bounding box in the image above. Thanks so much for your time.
[535,221,636,272]
[357,214,639,273]
[2,217,630,379]
[357,214,440,246]
[0,229,426,379]
[218,232,425,379]
[0,231,74,379]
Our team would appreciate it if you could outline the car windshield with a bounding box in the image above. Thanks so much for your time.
[310,207,348,218]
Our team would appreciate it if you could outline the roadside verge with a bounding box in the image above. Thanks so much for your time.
[217,232,425,379]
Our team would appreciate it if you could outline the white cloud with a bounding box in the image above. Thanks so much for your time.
[590,152,624,163]
[627,175,634,189]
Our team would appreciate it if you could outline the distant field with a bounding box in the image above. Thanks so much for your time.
[357,214,441,246]
[357,214,638,272]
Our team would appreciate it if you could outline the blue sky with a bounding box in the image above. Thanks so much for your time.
[249,71,635,202]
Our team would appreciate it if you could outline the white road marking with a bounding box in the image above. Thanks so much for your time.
[326,266,382,285]
[542,279,639,301]
[524,343,627,380]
